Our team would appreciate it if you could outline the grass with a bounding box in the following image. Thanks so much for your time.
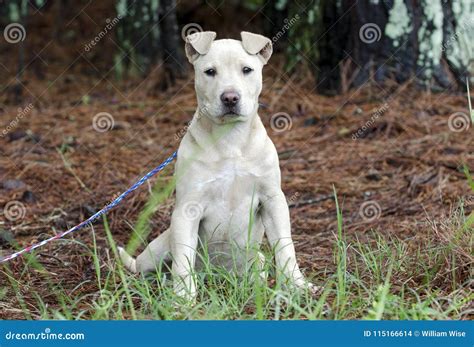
[0,81,472,321]
[0,183,472,320]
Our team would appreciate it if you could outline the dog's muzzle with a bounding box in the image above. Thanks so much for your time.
[220,91,241,116]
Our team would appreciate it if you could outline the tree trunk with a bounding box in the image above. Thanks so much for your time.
[115,0,185,88]
[159,0,186,89]
[262,0,289,52]
[287,0,473,94]
[115,0,161,79]
[1,0,28,103]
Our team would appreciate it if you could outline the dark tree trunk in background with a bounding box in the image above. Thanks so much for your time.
[159,0,186,88]
[1,0,29,103]
[2,0,471,95]
[314,0,352,93]
[53,0,66,43]
[262,0,288,52]
[115,0,161,79]
[115,0,185,88]
[287,0,473,94]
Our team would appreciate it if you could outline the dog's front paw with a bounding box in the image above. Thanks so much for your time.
[117,246,137,273]
[175,288,197,303]
[304,281,322,296]
[173,277,197,305]
[292,278,321,296]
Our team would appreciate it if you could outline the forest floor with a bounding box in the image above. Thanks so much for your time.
[0,63,473,319]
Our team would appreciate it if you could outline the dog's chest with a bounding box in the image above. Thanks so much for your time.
[183,158,260,224]
[198,159,261,202]
[197,159,265,248]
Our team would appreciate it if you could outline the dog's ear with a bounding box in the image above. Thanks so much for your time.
[240,31,273,65]
[185,31,217,63]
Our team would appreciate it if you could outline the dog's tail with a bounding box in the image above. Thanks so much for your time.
[117,246,137,273]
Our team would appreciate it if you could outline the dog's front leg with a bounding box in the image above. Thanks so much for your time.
[170,206,200,302]
[261,190,314,291]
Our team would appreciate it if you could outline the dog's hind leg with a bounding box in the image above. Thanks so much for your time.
[250,251,267,282]
[118,228,171,274]
[257,251,268,281]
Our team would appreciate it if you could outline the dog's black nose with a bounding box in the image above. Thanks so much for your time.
[220,91,240,107]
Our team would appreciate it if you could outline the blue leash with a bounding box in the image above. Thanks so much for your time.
[0,151,177,263]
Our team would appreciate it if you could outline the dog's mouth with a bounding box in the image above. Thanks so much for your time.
[219,109,241,118]
[224,110,239,116]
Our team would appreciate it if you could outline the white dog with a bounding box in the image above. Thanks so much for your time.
[119,31,315,301]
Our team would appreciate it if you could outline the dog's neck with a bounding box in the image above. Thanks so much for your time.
[189,109,264,159]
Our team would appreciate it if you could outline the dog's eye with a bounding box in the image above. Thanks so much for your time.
[204,68,216,76]
[243,67,253,75]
